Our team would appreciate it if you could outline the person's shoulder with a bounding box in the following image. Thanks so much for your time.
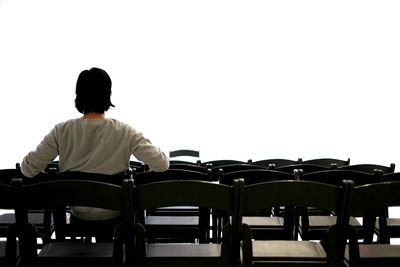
[108,118,140,133]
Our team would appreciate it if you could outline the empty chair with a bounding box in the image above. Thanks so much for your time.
[219,169,296,241]
[302,158,350,168]
[133,169,213,243]
[345,181,400,267]
[249,158,302,168]
[373,172,400,244]
[298,169,383,243]
[13,178,131,267]
[132,179,243,267]
[241,179,353,267]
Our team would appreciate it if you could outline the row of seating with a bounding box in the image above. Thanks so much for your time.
[1,172,400,266]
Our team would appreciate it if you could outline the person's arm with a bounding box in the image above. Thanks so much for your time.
[21,127,59,177]
[130,130,169,172]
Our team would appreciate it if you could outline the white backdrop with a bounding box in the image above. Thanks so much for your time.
[0,0,400,168]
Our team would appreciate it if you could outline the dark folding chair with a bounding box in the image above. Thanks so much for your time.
[0,180,19,267]
[132,179,243,267]
[241,179,353,267]
[345,181,400,267]
[298,169,383,243]
[218,169,296,242]
[0,168,54,247]
[14,178,132,267]
[133,169,213,243]
[373,172,400,244]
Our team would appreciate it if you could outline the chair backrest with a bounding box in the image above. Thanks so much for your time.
[132,169,213,185]
[219,169,294,186]
[168,163,211,173]
[302,158,350,168]
[0,168,24,184]
[300,169,383,186]
[213,163,268,181]
[275,163,331,174]
[339,163,395,174]
[14,178,130,221]
[169,149,200,158]
[249,158,302,168]
[200,159,247,168]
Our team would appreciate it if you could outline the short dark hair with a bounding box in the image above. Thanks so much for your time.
[75,67,115,114]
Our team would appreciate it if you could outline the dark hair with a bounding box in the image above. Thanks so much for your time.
[75,67,115,114]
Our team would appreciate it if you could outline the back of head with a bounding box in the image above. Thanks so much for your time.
[75,67,115,114]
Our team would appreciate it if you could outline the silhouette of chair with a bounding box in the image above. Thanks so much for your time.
[133,169,213,243]
[219,169,296,242]
[373,172,400,244]
[345,181,400,267]
[298,169,383,243]
[241,179,353,267]
[132,179,243,267]
[0,180,19,267]
[14,178,131,267]
[0,168,54,247]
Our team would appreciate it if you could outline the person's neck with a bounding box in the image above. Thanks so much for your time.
[83,112,105,119]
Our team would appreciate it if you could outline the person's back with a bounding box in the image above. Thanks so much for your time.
[20,67,169,233]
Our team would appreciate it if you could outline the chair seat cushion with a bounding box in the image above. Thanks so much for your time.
[252,240,327,261]
[147,243,221,258]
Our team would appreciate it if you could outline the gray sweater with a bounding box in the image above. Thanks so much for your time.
[21,117,169,220]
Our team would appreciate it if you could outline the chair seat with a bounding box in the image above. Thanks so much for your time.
[243,216,284,227]
[345,244,400,266]
[145,216,198,225]
[308,215,360,227]
[147,243,221,257]
[251,240,327,260]
[39,242,114,257]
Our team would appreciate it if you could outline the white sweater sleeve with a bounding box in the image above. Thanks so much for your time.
[21,127,59,177]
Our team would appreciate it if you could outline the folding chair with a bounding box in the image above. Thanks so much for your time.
[132,179,243,267]
[14,178,132,267]
[218,169,296,242]
[298,169,383,243]
[241,179,353,267]
[0,168,54,247]
[345,181,400,267]
[133,169,213,243]
[0,181,19,267]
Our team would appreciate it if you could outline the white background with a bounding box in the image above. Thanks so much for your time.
[0,0,400,242]
[0,0,399,167]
